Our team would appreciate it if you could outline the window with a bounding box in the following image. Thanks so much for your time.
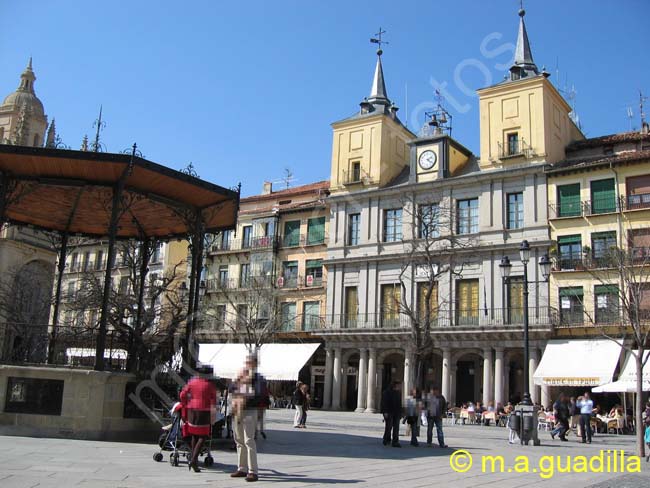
[457,198,478,234]
[348,213,360,246]
[82,251,91,272]
[456,279,479,325]
[383,208,402,242]
[218,265,229,288]
[507,192,524,229]
[559,287,584,325]
[626,175,650,210]
[557,235,582,270]
[95,250,104,270]
[70,252,79,271]
[307,217,325,245]
[351,161,361,182]
[280,302,297,331]
[4,377,64,416]
[507,132,519,156]
[283,220,300,247]
[506,276,524,324]
[242,225,252,248]
[236,304,248,328]
[151,243,162,263]
[282,261,298,287]
[591,231,616,267]
[557,183,581,217]
[303,301,320,330]
[305,259,323,286]
[220,230,232,250]
[419,203,440,239]
[239,263,250,288]
[67,281,76,298]
[417,282,438,322]
[380,284,401,328]
[118,276,129,294]
[590,178,616,214]
[628,229,650,263]
[215,305,227,329]
[344,287,358,328]
[595,285,619,324]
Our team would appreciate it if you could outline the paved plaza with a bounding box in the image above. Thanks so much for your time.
[0,410,648,488]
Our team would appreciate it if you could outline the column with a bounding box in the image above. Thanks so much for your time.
[356,348,368,412]
[441,348,451,401]
[365,348,377,412]
[541,384,550,409]
[504,364,510,404]
[323,348,333,409]
[529,348,539,404]
[331,347,342,410]
[403,351,412,402]
[494,347,504,406]
[482,348,493,405]
[449,366,457,407]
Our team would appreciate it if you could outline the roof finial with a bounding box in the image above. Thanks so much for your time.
[27,56,33,71]
[519,0,525,17]
[370,27,388,56]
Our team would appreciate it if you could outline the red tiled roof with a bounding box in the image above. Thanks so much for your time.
[546,149,650,173]
[567,131,650,151]
[241,180,330,204]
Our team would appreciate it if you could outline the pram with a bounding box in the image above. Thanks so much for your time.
[153,402,215,467]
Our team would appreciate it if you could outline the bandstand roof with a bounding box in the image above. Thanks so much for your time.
[0,144,239,238]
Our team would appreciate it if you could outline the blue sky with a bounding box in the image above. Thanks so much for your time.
[1,1,648,196]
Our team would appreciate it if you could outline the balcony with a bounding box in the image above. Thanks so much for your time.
[552,248,650,271]
[627,192,650,210]
[549,196,629,219]
[209,236,277,254]
[498,138,533,160]
[276,275,325,290]
[280,232,327,248]
[341,168,374,186]
[318,307,557,330]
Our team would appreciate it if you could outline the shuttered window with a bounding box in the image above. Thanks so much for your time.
[456,279,479,325]
[283,220,300,247]
[559,287,583,325]
[558,235,582,270]
[590,178,616,214]
[307,217,325,245]
[595,285,619,325]
[626,175,650,210]
[557,183,581,217]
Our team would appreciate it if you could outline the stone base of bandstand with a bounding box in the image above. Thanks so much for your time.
[0,365,159,442]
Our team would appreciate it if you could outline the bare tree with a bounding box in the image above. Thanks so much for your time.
[67,239,186,374]
[568,243,650,457]
[397,195,479,390]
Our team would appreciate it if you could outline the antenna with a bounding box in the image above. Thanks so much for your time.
[640,90,649,132]
[626,106,634,132]
[272,168,297,190]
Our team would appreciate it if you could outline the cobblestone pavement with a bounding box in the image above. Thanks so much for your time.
[0,410,648,487]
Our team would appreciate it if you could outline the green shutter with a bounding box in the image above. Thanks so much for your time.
[591,179,616,214]
[558,183,581,217]
[307,217,325,244]
[595,284,619,295]
[559,287,584,297]
[306,259,322,268]
[283,220,300,247]
[558,235,582,245]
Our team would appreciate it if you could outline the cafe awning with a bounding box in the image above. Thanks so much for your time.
[593,349,650,393]
[198,343,320,381]
[533,339,622,387]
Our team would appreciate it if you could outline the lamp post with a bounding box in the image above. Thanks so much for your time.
[499,240,551,406]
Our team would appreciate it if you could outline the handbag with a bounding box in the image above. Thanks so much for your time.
[421,411,428,426]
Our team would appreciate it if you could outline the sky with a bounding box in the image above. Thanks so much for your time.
[1,0,649,196]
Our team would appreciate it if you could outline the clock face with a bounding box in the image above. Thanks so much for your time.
[418,150,437,171]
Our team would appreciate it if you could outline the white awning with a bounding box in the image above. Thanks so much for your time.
[533,339,622,387]
[198,343,320,381]
[593,349,650,392]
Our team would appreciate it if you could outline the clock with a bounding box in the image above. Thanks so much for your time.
[418,150,437,171]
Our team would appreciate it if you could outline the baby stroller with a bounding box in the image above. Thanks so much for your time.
[153,402,215,467]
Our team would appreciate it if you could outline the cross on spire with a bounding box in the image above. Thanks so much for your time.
[370,27,388,55]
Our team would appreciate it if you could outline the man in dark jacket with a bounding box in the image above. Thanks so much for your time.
[380,381,402,447]
[550,392,569,441]
[425,385,448,448]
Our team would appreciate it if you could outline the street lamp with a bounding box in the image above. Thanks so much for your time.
[499,241,551,407]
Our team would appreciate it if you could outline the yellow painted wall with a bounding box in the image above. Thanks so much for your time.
[478,77,583,167]
[329,114,413,192]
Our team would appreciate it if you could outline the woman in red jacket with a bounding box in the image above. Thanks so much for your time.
[180,370,217,472]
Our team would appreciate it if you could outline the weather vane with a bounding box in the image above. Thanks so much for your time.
[370,27,388,55]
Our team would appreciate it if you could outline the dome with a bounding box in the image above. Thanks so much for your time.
[1,58,46,119]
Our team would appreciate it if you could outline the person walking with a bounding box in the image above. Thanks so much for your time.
[380,381,402,447]
[577,392,594,444]
[179,366,218,473]
[292,381,305,428]
[425,385,448,448]
[298,383,310,428]
[550,392,569,442]
[230,354,266,482]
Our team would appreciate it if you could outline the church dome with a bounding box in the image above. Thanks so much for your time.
[1,59,45,118]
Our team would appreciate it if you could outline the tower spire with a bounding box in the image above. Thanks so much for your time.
[359,28,399,119]
[18,57,36,93]
[509,4,540,81]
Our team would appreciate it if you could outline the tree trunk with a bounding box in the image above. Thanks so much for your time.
[635,351,645,458]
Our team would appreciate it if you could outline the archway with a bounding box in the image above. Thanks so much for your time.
[505,351,525,405]
[454,351,483,405]
[341,351,359,411]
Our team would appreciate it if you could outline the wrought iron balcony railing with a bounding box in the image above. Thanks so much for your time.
[209,236,278,254]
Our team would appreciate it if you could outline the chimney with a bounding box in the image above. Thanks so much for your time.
[262,181,273,195]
